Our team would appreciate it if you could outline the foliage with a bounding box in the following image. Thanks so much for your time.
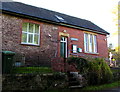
[12,67,53,74]
[113,52,120,66]
[67,57,89,74]
[108,43,120,67]
[67,57,113,85]
[88,58,113,85]
[111,67,120,81]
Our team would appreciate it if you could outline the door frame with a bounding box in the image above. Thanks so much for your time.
[60,36,68,58]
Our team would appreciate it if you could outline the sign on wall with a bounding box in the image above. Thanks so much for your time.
[70,38,78,41]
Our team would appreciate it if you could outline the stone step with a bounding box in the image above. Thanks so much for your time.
[69,85,82,88]
[69,81,80,86]
[68,77,77,81]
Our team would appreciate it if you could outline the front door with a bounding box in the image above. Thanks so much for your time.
[60,37,67,58]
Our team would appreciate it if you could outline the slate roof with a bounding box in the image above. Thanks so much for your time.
[1,2,109,34]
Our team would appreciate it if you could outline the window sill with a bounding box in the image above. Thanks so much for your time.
[21,43,40,46]
[84,52,99,55]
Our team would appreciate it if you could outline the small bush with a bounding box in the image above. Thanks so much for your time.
[67,57,89,74]
[111,68,120,81]
[87,58,113,85]
[67,57,113,85]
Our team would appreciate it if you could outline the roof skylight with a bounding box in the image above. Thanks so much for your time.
[55,15,65,21]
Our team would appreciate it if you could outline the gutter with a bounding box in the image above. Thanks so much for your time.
[1,10,109,35]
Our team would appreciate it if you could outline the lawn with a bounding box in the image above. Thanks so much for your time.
[45,81,120,92]
[12,67,53,74]
[81,81,120,91]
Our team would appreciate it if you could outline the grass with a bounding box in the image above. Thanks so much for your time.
[81,68,120,91]
[45,81,120,92]
[81,81,120,91]
[12,67,53,74]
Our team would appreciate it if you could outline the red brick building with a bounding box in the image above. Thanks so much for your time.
[1,2,109,67]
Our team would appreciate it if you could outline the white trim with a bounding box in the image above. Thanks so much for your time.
[84,33,89,52]
[93,35,97,53]
[60,37,68,58]
[21,22,40,46]
[65,37,67,58]
[84,51,99,54]
[84,33,97,53]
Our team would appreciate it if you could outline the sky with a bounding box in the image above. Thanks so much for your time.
[6,0,120,48]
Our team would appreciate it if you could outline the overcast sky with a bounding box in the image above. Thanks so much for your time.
[4,0,120,47]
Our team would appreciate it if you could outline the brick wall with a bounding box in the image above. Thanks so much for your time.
[57,26,108,58]
[2,13,108,67]
[2,14,58,66]
[97,34,108,58]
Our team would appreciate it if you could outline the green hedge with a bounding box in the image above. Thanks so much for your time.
[88,58,113,85]
[67,57,89,74]
[67,57,113,85]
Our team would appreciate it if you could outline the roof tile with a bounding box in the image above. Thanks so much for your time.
[1,2,109,34]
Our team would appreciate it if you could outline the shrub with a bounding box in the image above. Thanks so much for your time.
[67,57,113,85]
[88,58,113,85]
[111,68,120,81]
[67,57,89,74]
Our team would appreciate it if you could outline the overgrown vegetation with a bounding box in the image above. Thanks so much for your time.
[3,57,120,91]
[67,57,113,85]
[112,52,120,67]
[111,67,120,81]
[108,43,120,67]
[88,58,113,85]
[67,57,89,74]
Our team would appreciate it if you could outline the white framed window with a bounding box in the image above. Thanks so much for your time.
[84,33,97,53]
[21,22,40,45]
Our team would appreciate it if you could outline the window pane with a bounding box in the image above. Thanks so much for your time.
[89,34,93,52]
[60,42,65,57]
[84,33,88,52]
[29,23,34,33]
[22,23,27,32]
[34,35,39,44]
[94,35,97,53]
[90,34,93,43]
[61,37,64,41]
[22,33,27,43]
[22,22,40,45]
[35,24,39,33]
[28,34,33,43]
